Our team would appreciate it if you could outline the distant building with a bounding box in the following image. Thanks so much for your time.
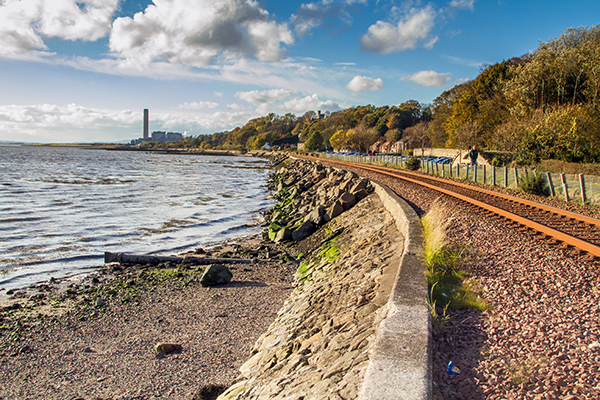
[152,131,166,142]
[166,132,183,142]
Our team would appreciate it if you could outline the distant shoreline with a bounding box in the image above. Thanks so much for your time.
[21,143,272,157]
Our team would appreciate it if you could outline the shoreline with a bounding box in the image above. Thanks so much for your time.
[0,233,300,399]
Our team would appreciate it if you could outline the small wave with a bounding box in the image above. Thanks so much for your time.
[0,216,46,223]
[1,254,104,268]
[34,176,136,185]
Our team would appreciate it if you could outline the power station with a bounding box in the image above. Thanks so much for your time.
[130,109,184,145]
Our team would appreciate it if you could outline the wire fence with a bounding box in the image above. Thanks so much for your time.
[319,153,599,206]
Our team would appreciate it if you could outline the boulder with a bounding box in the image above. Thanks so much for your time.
[292,221,316,241]
[324,200,344,222]
[303,206,326,226]
[274,227,292,243]
[343,171,357,181]
[268,222,284,240]
[339,192,357,210]
[353,188,370,201]
[349,179,368,193]
[200,264,233,287]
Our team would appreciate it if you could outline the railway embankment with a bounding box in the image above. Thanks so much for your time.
[309,156,600,400]
[218,155,430,399]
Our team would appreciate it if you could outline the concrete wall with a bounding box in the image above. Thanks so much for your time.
[359,183,431,400]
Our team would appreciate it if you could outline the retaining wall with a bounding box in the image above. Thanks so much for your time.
[218,169,430,399]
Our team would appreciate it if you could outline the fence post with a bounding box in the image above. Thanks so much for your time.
[561,173,570,202]
[435,162,439,176]
[483,165,487,185]
[449,163,453,178]
[473,165,478,182]
[492,166,496,186]
[579,174,587,204]
[456,164,460,179]
[504,167,508,188]
[513,167,519,188]
[546,172,556,197]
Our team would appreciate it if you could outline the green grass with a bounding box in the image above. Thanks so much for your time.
[421,201,489,326]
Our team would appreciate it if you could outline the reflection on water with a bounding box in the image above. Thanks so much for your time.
[0,146,272,290]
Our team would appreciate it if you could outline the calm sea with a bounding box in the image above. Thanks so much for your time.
[0,145,273,291]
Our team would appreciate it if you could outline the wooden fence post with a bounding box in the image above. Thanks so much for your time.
[579,174,587,203]
[561,173,569,202]
[504,167,508,187]
[473,165,478,182]
[483,165,487,185]
[492,166,496,186]
[546,172,556,197]
[513,167,519,188]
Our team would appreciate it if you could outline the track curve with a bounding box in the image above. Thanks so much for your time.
[299,155,600,259]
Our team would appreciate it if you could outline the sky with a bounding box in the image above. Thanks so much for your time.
[0,0,599,143]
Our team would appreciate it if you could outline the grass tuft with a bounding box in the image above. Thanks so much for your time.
[422,200,489,327]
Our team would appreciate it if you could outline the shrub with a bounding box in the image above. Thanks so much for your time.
[518,171,550,196]
[405,156,421,170]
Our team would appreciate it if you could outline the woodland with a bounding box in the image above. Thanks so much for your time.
[144,24,600,166]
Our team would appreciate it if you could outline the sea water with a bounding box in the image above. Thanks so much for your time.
[0,145,273,291]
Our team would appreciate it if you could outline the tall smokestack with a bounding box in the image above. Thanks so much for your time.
[143,109,149,139]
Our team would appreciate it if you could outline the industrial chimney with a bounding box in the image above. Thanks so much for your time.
[143,109,149,140]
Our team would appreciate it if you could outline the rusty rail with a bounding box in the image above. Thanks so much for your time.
[300,155,600,258]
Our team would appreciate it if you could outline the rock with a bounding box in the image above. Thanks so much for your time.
[352,188,370,201]
[303,206,326,226]
[82,347,95,353]
[343,171,357,181]
[339,192,356,210]
[200,264,233,287]
[324,200,345,222]
[292,221,316,241]
[95,299,106,307]
[268,222,284,241]
[350,179,368,193]
[155,343,183,355]
[19,345,32,354]
[274,227,292,243]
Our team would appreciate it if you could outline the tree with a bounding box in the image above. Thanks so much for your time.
[345,123,379,153]
[403,122,432,149]
[304,130,325,151]
[329,129,348,151]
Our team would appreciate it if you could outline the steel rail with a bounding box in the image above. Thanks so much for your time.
[302,156,600,258]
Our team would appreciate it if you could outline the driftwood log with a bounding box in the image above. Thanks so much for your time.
[104,252,258,265]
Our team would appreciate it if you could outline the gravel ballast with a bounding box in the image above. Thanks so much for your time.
[315,159,600,400]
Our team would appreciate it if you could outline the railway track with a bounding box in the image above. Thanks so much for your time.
[300,155,600,259]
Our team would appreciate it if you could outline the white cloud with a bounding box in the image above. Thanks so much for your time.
[360,5,438,54]
[449,0,475,11]
[109,0,293,68]
[227,103,245,110]
[0,0,119,58]
[0,102,258,142]
[0,103,139,142]
[235,89,294,104]
[346,75,384,92]
[282,94,340,114]
[214,91,224,97]
[177,101,219,110]
[402,70,452,87]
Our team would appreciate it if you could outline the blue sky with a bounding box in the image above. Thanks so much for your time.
[0,0,598,143]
